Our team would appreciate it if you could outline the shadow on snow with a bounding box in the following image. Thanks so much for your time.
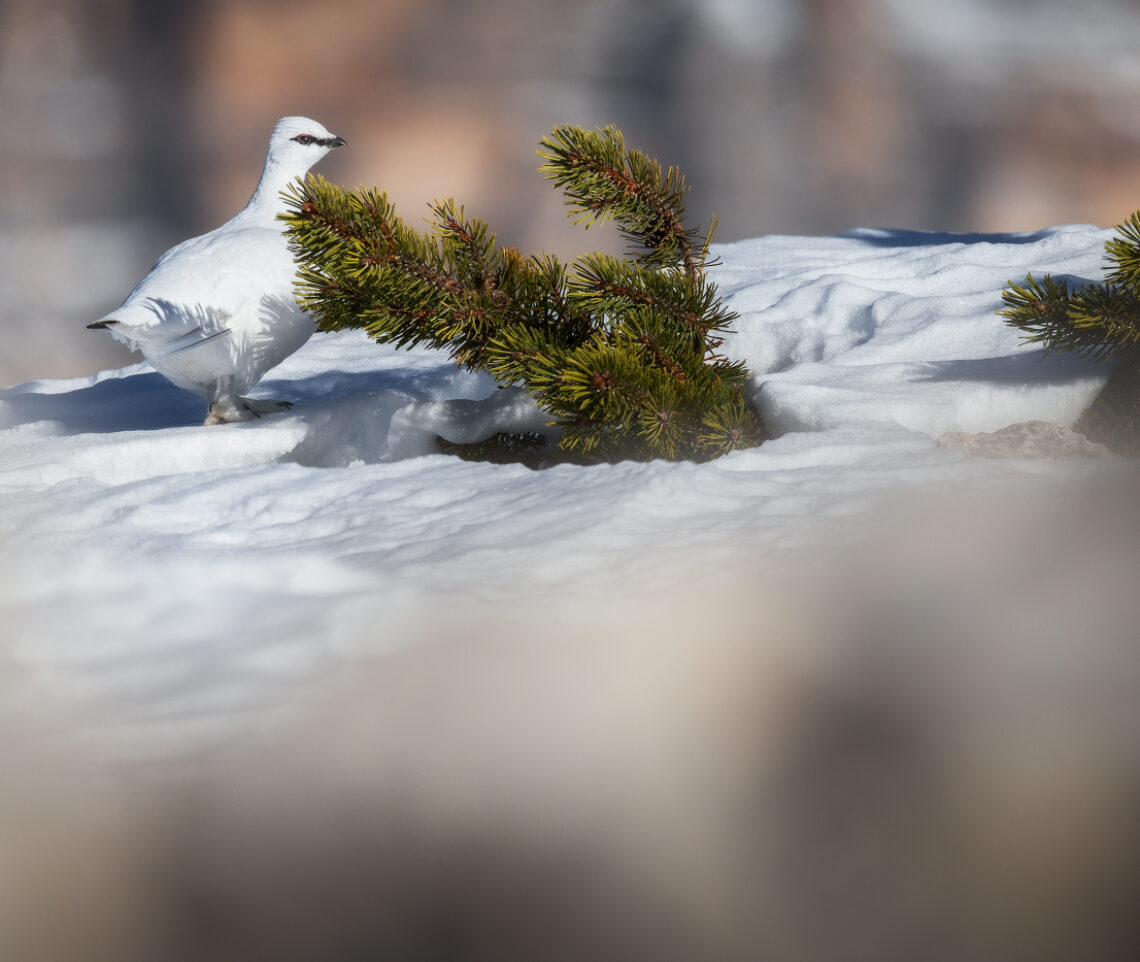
[839,227,1063,248]
[0,361,471,437]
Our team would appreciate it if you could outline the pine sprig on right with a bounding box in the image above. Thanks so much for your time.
[1000,217,1140,364]
[999,214,1140,452]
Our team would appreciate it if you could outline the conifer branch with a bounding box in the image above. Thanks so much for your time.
[281,127,765,464]
[1000,273,1140,363]
[538,125,704,278]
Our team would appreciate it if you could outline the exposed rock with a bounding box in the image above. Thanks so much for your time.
[937,420,1115,460]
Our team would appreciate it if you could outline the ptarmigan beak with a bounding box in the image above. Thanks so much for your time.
[329,135,347,148]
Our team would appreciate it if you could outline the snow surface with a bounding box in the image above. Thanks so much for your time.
[0,224,1123,755]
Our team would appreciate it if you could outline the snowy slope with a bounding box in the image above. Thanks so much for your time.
[0,225,1122,752]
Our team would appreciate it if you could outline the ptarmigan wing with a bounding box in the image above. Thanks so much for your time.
[98,225,294,339]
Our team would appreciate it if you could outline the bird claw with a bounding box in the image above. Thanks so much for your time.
[204,397,293,425]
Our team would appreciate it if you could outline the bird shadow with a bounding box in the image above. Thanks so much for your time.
[0,357,476,437]
[0,372,204,435]
[262,364,469,406]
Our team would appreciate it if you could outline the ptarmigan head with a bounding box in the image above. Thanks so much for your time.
[267,116,347,173]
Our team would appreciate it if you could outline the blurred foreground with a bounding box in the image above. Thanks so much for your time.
[3,469,1139,961]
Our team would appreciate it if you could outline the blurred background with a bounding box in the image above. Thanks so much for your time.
[5,0,1140,386]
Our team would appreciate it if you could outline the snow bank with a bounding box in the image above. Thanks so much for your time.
[721,225,1107,434]
[0,224,1124,752]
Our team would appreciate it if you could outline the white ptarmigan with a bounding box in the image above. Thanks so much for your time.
[89,117,346,424]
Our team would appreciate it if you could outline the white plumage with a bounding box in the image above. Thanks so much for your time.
[89,116,346,424]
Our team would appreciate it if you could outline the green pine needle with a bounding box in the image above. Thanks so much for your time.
[280,126,765,465]
[1105,211,1140,287]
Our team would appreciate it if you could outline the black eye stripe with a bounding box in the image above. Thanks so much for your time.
[290,133,341,147]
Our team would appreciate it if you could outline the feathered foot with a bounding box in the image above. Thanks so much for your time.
[205,396,294,425]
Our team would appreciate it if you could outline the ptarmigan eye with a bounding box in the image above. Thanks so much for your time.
[292,134,316,145]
